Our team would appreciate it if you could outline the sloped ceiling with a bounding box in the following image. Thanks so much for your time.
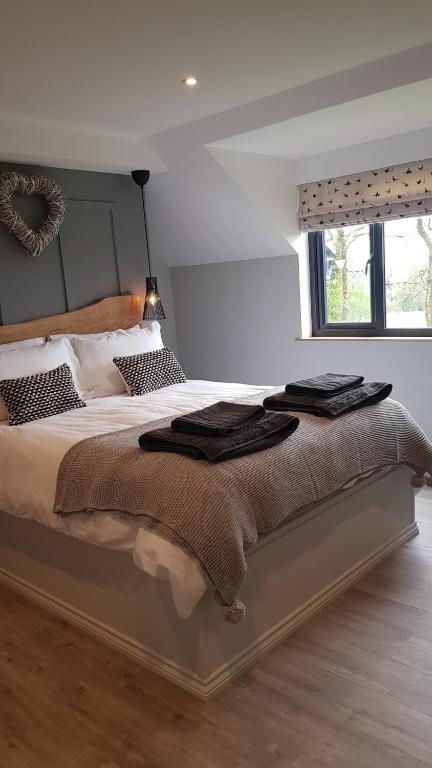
[0,1,432,170]
[1,4,432,267]
[145,43,432,266]
[213,79,432,161]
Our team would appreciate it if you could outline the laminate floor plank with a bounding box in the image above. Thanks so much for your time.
[1,494,432,767]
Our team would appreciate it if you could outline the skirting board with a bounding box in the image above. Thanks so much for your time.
[0,520,419,699]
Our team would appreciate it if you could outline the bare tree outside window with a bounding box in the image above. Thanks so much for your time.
[385,216,432,328]
[319,215,432,331]
[324,225,370,323]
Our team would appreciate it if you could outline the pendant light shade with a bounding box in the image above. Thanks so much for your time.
[143,276,166,320]
[131,169,166,320]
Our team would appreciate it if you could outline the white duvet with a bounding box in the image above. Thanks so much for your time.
[0,380,272,617]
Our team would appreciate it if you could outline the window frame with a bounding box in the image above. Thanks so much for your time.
[308,220,432,337]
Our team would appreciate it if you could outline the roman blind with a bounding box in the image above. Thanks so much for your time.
[297,158,432,232]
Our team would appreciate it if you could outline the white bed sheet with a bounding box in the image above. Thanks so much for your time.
[0,380,272,617]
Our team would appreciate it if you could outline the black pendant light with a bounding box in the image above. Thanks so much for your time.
[131,169,166,320]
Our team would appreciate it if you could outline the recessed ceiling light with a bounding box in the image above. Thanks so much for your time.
[182,76,199,87]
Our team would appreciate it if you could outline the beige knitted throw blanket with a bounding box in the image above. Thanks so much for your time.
[54,394,432,622]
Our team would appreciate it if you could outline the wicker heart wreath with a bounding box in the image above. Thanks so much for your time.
[0,172,66,257]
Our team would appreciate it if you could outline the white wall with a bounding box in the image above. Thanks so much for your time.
[170,125,432,437]
[147,44,432,267]
[0,117,165,175]
[146,143,290,268]
[208,148,298,249]
[147,47,432,436]
[295,125,432,184]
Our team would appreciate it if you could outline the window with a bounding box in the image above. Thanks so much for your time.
[309,214,432,336]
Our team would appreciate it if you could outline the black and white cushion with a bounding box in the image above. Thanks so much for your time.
[0,363,86,426]
[113,347,186,396]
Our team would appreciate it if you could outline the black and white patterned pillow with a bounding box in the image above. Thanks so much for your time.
[0,363,86,426]
[113,347,186,396]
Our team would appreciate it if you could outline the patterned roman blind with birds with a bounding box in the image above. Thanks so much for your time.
[297,158,432,231]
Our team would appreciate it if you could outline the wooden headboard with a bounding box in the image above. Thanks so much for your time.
[0,295,142,345]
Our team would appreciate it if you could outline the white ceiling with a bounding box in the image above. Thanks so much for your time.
[0,0,432,141]
[213,79,432,160]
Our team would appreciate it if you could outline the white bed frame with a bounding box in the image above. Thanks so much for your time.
[0,298,419,698]
[0,466,417,698]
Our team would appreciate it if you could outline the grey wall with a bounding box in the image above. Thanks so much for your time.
[172,254,432,438]
[172,255,301,385]
[0,162,177,350]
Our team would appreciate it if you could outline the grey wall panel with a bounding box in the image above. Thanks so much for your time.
[59,201,120,311]
[0,188,67,323]
[0,161,177,350]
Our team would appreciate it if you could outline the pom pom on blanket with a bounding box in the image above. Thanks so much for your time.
[215,592,246,623]
[411,472,426,488]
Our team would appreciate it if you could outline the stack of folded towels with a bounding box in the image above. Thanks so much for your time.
[139,401,299,463]
[139,373,392,463]
[263,373,392,417]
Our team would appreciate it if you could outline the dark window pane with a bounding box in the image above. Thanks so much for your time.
[324,225,371,323]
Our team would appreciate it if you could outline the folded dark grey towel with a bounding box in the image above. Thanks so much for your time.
[171,401,265,437]
[285,373,364,398]
[139,413,299,463]
[264,382,392,419]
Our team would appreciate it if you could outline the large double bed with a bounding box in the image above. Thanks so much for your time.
[0,296,428,698]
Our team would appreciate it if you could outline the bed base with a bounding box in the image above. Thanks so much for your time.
[0,465,417,699]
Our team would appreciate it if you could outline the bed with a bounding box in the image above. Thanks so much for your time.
[0,296,426,698]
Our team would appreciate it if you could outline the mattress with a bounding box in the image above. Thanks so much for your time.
[0,380,272,617]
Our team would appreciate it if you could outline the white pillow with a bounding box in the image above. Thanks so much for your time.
[72,326,164,397]
[0,336,45,351]
[139,321,163,344]
[140,321,161,332]
[0,338,84,421]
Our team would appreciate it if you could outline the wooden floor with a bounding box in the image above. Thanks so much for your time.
[1,494,432,767]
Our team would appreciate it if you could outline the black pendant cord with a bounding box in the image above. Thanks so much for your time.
[141,184,152,279]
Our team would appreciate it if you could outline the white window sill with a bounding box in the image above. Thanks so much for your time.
[296,336,432,341]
